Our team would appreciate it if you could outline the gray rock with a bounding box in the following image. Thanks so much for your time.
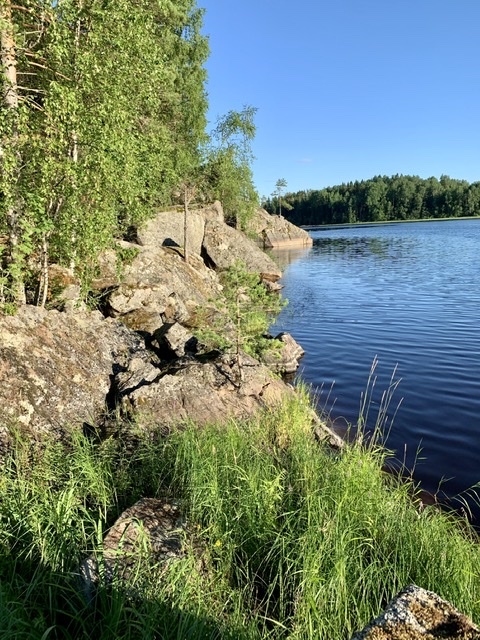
[115,357,160,397]
[264,280,283,293]
[136,209,206,257]
[198,200,225,223]
[248,208,313,249]
[202,219,282,282]
[116,307,164,335]
[80,498,183,597]
[351,584,480,639]
[119,352,291,430]
[260,332,305,375]
[108,244,222,335]
[152,322,197,357]
[47,264,84,311]
[0,306,147,454]
[90,248,120,291]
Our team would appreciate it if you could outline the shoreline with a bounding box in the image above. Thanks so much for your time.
[302,214,480,231]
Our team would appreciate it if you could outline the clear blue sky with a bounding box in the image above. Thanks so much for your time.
[199,0,480,198]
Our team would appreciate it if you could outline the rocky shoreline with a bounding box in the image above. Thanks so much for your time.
[1,203,476,639]
[0,204,319,455]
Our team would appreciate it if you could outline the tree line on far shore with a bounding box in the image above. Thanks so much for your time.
[264,174,480,226]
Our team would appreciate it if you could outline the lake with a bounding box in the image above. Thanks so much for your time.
[273,218,480,518]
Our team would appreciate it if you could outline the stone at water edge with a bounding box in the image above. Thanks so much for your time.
[247,207,313,249]
[260,332,305,375]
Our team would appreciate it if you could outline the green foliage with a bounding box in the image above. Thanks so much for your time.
[194,261,284,359]
[203,106,259,229]
[1,394,480,637]
[220,261,285,358]
[265,174,480,226]
[272,178,288,217]
[194,323,232,352]
[1,0,209,303]
[114,245,140,281]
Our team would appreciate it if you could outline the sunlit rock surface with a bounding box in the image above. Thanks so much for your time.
[248,207,313,249]
[202,219,281,281]
[0,306,146,453]
[351,585,480,640]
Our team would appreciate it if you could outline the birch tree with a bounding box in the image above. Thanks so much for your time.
[204,106,259,230]
[1,0,23,304]
[1,0,209,307]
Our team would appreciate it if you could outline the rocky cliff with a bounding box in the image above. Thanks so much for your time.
[0,203,313,455]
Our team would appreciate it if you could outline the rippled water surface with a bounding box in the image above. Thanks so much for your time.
[274,219,480,509]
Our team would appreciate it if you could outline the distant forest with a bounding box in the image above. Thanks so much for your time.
[264,175,480,226]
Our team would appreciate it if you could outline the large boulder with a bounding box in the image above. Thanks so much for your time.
[351,585,480,640]
[202,220,281,282]
[0,306,148,454]
[248,208,313,249]
[107,244,222,335]
[136,209,206,257]
[80,498,183,597]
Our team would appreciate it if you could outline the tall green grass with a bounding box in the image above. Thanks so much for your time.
[0,391,479,638]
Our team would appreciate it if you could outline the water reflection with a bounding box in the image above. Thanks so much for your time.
[314,236,416,262]
[270,246,312,270]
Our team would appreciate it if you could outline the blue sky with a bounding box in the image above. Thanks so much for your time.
[199,0,480,198]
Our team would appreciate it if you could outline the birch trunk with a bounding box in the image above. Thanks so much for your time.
[1,0,25,304]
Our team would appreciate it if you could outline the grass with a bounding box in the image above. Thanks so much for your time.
[0,391,480,638]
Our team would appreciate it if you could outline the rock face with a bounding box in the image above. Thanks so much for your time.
[89,204,310,339]
[119,352,290,431]
[0,311,294,454]
[107,244,221,335]
[0,202,317,457]
[260,332,305,375]
[0,306,146,453]
[136,209,206,257]
[202,219,281,281]
[351,585,480,640]
[80,498,183,596]
[248,208,313,249]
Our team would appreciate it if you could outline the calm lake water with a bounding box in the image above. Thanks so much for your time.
[273,219,480,516]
